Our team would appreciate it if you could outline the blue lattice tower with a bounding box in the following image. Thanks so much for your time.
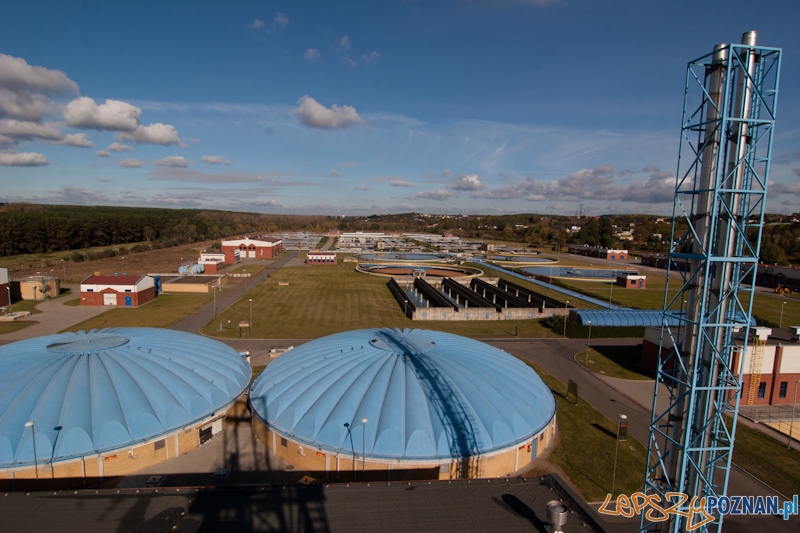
[641,32,781,532]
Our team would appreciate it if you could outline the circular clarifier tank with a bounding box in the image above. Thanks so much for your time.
[249,328,556,480]
[0,328,251,481]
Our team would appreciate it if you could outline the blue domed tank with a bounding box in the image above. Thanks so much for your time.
[249,328,556,461]
[0,328,251,468]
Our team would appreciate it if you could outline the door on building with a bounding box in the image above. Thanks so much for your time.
[103,293,117,306]
[125,296,132,306]
[530,438,537,460]
[638,279,643,288]
[199,426,212,444]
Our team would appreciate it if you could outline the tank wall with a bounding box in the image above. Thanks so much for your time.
[253,414,556,481]
[0,394,247,487]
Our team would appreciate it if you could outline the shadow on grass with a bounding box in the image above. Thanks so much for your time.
[592,344,654,379]
[591,423,617,440]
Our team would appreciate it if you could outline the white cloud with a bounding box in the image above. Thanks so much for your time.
[293,95,365,129]
[63,97,141,131]
[337,36,351,52]
[304,48,322,63]
[0,54,79,122]
[58,133,92,147]
[0,119,90,147]
[389,179,413,187]
[0,119,64,141]
[441,168,450,177]
[0,88,56,122]
[95,150,110,157]
[415,189,454,201]
[272,12,289,30]
[449,174,483,191]
[156,156,191,168]
[201,155,231,165]
[0,151,48,166]
[250,19,266,29]
[0,54,79,95]
[362,51,380,65]
[189,137,201,144]
[116,123,181,145]
[330,169,340,177]
[119,158,141,168]
[107,142,134,152]
[355,186,369,191]
[341,56,358,68]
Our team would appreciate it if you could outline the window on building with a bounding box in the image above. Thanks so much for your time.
[757,382,767,399]
[154,439,165,451]
[280,437,287,447]
[780,381,788,398]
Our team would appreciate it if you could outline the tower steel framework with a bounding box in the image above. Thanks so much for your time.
[641,32,781,532]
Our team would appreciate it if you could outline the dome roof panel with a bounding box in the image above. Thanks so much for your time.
[250,328,556,461]
[0,328,250,468]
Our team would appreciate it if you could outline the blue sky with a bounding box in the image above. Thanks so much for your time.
[1,0,799,216]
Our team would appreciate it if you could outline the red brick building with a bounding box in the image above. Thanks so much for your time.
[80,274,157,307]
[616,274,646,289]
[306,251,337,264]
[567,245,628,260]
[199,252,225,273]
[641,326,800,406]
[221,236,282,264]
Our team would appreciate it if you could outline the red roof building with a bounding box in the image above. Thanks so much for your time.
[80,274,156,307]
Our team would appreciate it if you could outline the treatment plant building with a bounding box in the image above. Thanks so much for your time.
[249,328,556,481]
[0,328,251,486]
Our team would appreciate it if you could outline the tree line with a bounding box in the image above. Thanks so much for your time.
[0,203,339,257]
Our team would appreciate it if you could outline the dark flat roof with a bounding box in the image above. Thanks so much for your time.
[0,477,606,533]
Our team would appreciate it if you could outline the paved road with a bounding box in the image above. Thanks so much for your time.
[168,251,298,334]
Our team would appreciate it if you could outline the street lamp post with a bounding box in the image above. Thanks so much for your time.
[82,297,88,324]
[61,259,65,280]
[789,380,800,449]
[404,299,409,328]
[585,320,592,368]
[121,256,124,272]
[780,301,787,329]
[361,418,368,479]
[249,299,253,328]
[609,278,614,306]
[24,421,38,489]
[6,286,10,309]
[611,414,627,495]
[50,426,62,478]
[563,301,569,337]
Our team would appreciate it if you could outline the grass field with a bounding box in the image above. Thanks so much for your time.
[61,293,212,332]
[731,418,800,498]
[575,345,654,380]
[6,299,42,315]
[525,361,648,501]
[560,274,800,326]
[229,263,270,275]
[201,263,557,339]
[0,321,37,335]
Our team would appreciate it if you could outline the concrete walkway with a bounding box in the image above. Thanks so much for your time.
[0,284,111,342]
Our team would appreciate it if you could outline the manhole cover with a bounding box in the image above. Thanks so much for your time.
[285,465,295,470]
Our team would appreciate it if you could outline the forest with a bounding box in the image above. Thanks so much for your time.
[1,203,798,266]
[0,203,340,257]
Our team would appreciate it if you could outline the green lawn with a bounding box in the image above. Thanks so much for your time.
[575,345,654,381]
[5,299,42,315]
[201,264,557,339]
[228,263,269,275]
[61,293,212,332]
[524,361,648,501]
[0,320,37,335]
[63,297,81,307]
[731,418,800,498]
